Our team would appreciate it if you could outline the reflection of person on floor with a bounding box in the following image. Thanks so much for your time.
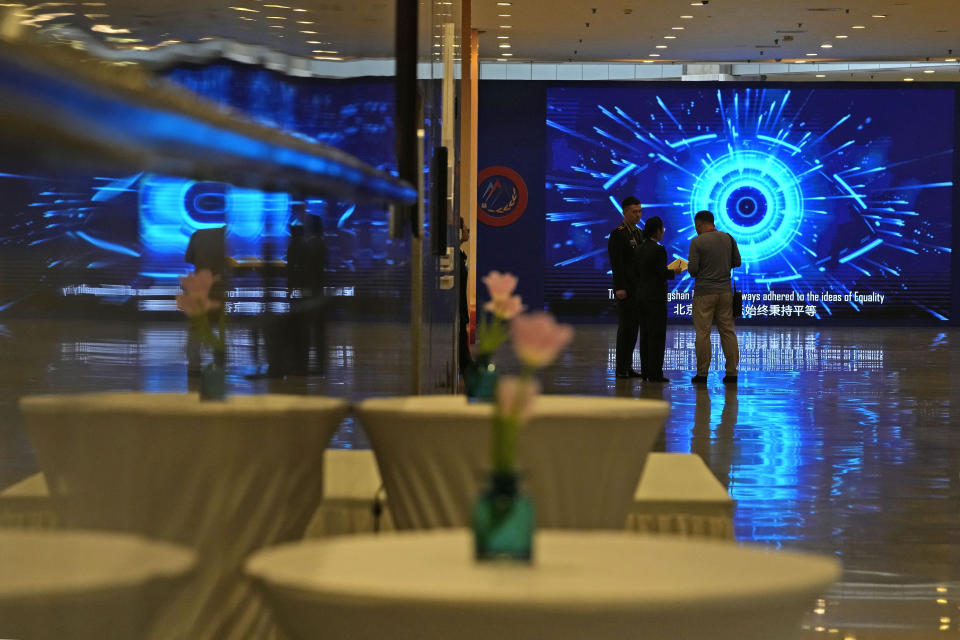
[636,216,684,382]
[687,210,741,385]
[692,385,738,488]
[184,226,226,376]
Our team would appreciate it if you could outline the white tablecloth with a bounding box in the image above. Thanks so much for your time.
[0,529,195,640]
[19,392,349,640]
[355,395,669,530]
[628,452,736,538]
[246,530,840,640]
[306,450,734,539]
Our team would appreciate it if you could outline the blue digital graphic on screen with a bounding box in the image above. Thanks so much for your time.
[0,66,397,313]
[546,86,954,321]
[139,174,292,277]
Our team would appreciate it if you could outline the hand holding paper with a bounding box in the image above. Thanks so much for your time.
[667,258,688,273]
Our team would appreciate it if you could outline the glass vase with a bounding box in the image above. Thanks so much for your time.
[473,472,534,563]
[199,351,226,401]
[466,356,498,402]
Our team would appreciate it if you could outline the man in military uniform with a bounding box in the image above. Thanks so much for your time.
[607,196,644,378]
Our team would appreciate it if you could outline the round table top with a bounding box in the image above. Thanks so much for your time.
[0,530,195,599]
[20,392,348,417]
[358,395,669,420]
[246,530,839,613]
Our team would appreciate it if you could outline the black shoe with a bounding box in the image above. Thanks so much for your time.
[649,376,670,383]
[722,375,738,384]
[628,369,644,378]
[691,375,708,384]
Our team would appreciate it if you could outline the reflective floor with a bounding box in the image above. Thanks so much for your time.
[0,319,957,639]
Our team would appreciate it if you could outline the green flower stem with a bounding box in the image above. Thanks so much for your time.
[475,312,509,357]
[491,373,535,474]
[190,308,226,354]
[492,414,518,474]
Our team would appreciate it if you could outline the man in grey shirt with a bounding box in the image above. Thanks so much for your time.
[687,210,741,384]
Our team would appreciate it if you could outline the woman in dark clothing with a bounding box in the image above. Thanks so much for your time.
[637,216,684,382]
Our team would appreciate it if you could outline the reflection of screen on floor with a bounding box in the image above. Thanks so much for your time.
[545,85,954,322]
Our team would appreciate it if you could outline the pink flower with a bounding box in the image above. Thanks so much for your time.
[511,311,574,368]
[496,375,540,425]
[482,271,518,301]
[484,294,525,320]
[177,270,221,317]
[180,270,216,298]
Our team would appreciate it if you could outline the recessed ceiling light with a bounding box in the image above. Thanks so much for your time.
[924,69,935,73]
[946,57,957,62]
[671,26,684,30]
[642,60,655,63]
[91,24,129,33]
[300,30,317,33]
[497,57,507,61]
[835,34,848,38]
[313,49,338,54]
[498,14,511,17]
[497,35,509,39]
[497,1,512,4]
[313,56,343,60]
[851,25,866,29]
[806,52,818,56]
[816,74,826,78]
[680,15,693,19]
[664,35,677,39]
[296,20,313,24]
[794,60,809,64]
[904,77,914,81]
[266,16,286,19]
[499,25,512,28]
[498,43,511,48]
[293,8,307,11]
[268,25,283,28]
[649,53,661,57]
[820,43,833,48]
[264,4,290,7]
[229,6,259,12]
[871,14,886,18]
[502,53,513,56]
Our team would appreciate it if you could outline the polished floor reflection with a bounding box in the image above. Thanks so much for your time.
[0,320,957,639]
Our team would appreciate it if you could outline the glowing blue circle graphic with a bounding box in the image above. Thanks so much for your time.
[690,150,804,262]
[727,186,766,225]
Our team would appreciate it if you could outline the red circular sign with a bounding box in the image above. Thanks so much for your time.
[477,166,528,227]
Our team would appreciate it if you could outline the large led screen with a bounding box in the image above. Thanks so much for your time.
[0,66,399,315]
[545,86,954,321]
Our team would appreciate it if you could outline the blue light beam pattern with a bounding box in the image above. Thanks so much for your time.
[545,86,953,322]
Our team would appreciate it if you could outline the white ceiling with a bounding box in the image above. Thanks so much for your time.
[473,0,960,63]
[4,0,959,66]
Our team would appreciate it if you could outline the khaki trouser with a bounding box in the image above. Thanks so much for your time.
[692,292,739,376]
